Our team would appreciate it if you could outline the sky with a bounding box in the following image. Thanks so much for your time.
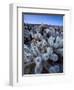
[24,14,63,26]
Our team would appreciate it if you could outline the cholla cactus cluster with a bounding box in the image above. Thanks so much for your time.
[23,24,63,74]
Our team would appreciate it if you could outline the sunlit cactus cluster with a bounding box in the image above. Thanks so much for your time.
[23,23,63,74]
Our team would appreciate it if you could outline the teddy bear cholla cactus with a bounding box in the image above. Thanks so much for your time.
[24,24,63,74]
[49,65,60,73]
